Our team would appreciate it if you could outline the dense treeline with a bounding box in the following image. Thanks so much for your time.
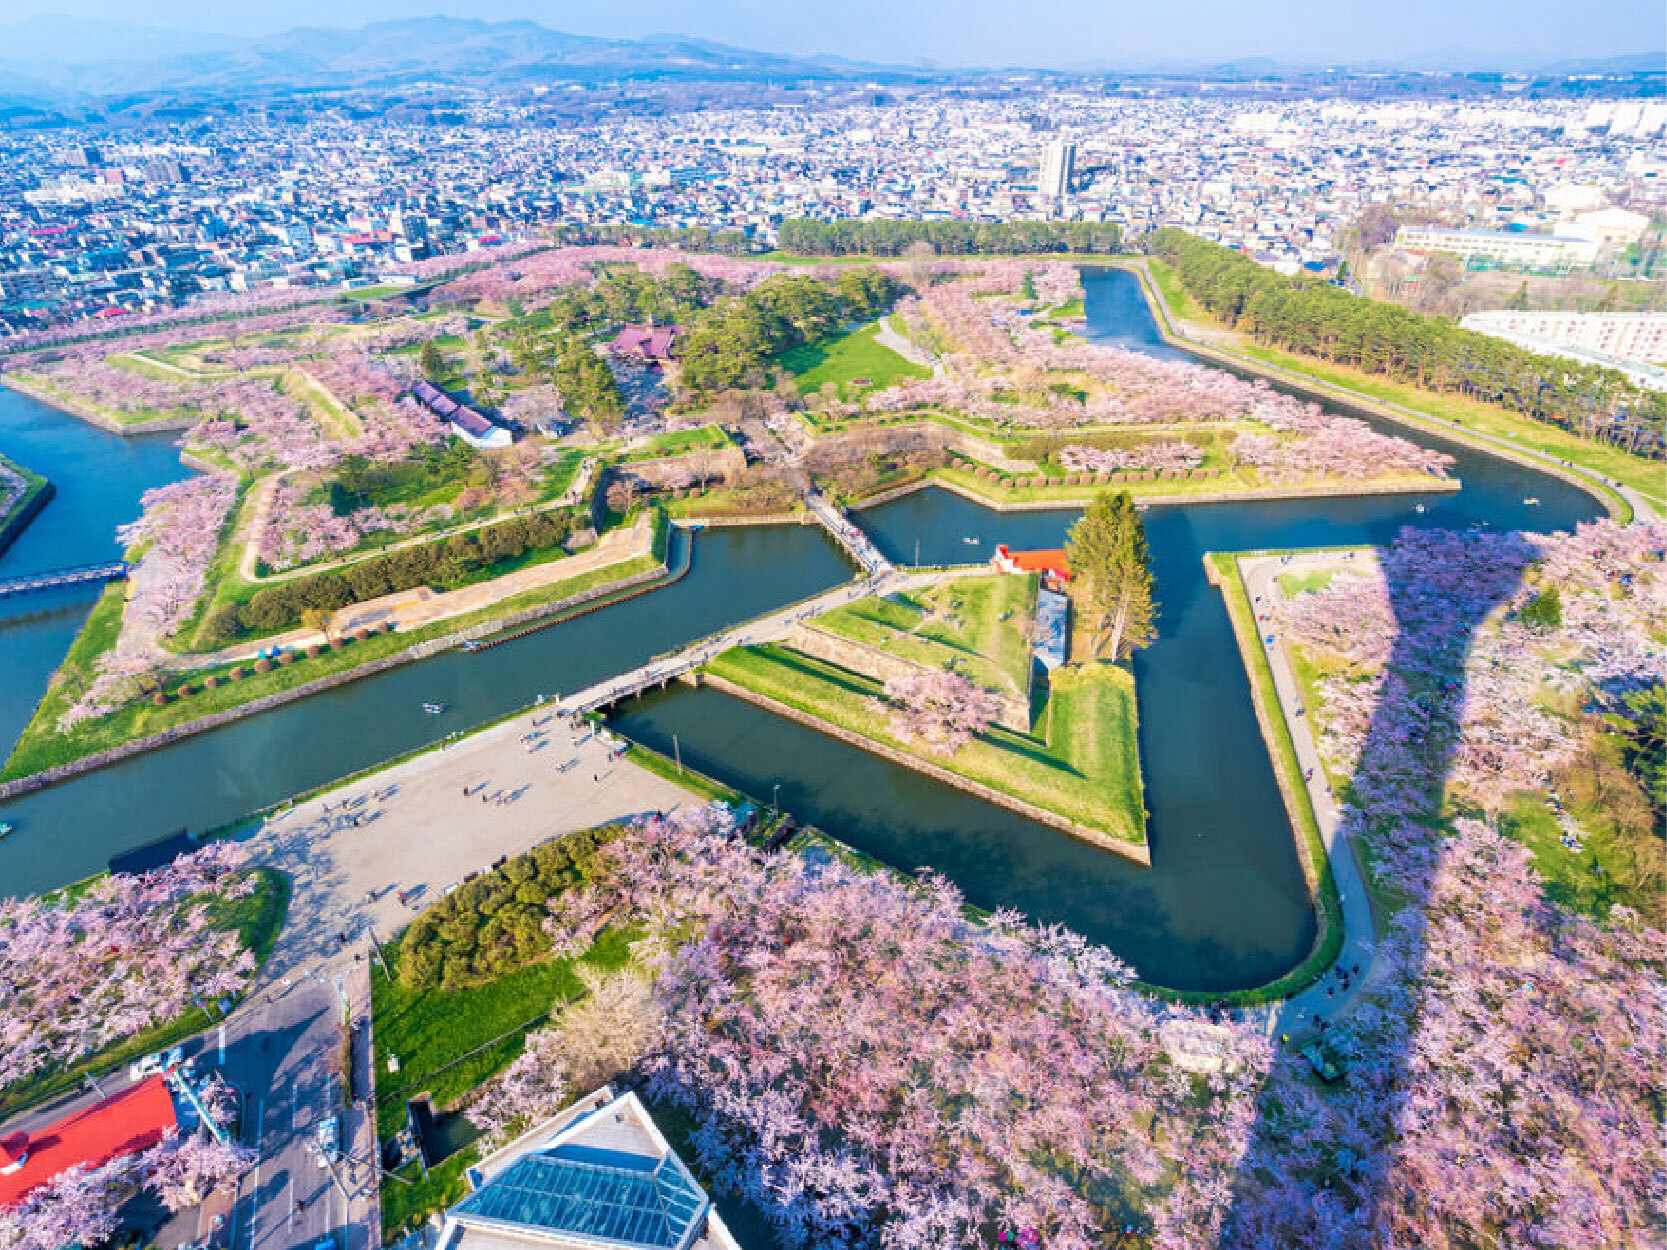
[777,219,1123,257]
[1146,228,1667,457]
[398,824,626,990]
[679,267,903,397]
[202,508,578,644]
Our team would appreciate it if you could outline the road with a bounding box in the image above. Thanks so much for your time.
[1233,550,1382,1040]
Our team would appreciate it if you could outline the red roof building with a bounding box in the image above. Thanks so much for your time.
[0,1076,177,1210]
[993,545,1071,583]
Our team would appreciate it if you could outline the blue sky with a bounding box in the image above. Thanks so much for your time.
[7,0,1663,67]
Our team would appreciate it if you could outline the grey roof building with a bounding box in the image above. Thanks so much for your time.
[437,1087,742,1250]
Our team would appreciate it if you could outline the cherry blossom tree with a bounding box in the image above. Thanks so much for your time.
[876,669,1005,756]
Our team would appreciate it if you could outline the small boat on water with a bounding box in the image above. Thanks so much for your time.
[962,536,980,545]
[422,702,447,715]
[1523,497,1540,506]
[0,822,13,840]
[1414,504,1426,513]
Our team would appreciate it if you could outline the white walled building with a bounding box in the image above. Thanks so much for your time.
[1396,226,1602,271]
[1461,311,1667,366]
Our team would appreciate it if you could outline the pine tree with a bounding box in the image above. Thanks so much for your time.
[419,339,446,381]
[1066,491,1158,661]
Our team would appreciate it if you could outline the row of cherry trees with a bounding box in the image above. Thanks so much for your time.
[58,476,240,729]
[0,842,259,1094]
[1228,522,1667,1246]
[507,807,1271,1250]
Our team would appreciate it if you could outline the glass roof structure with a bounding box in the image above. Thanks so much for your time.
[452,1145,710,1249]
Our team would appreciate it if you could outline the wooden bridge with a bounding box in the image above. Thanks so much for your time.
[0,560,128,600]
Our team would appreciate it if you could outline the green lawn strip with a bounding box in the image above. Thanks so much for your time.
[2,545,665,781]
[706,643,1143,844]
[371,927,635,1140]
[618,425,734,463]
[0,866,290,1119]
[1143,259,1201,321]
[281,370,362,441]
[382,1152,474,1242]
[619,740,749,807]
[1190,552,1344,1007]
[1277,568,1338,598]
[812,576,1034,697]
[780,320,931,400]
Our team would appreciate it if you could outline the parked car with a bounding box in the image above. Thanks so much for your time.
[314,1114,341,1161]
[128,1045,184,1083]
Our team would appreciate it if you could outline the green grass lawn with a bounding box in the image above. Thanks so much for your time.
[372,927,635,1139]
[1144,259,1201,322]
[1498,790,1661,923]
[813,574,1036,697]
[620,425,735,462]
[780,321,930,400]
[706,642,1145,845]
[1278,568,1339,598]
[0,866,290,1118]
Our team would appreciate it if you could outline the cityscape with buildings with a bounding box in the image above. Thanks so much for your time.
[0,10,1663,1250]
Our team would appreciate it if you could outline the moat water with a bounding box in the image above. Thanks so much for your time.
[0,268,1601,990]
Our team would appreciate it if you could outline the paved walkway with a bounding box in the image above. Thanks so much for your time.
[873,317,943,377]
[256,708,694,980]
[1233,550,1383,1041]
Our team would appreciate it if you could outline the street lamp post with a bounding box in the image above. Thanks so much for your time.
[771,782,781,815]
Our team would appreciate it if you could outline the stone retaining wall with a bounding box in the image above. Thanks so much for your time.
[0,474,53,561]
[697,671,1150,866]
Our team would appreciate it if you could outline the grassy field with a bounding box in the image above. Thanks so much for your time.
[2,539,667,782]
[0,866,290,1118]
[371,926,635,1139]
[619,424,735,462]
[780,320,931,400]
[812,574,1036,697]
[706,642,1146,845]
[1144,259,1201,321]
[1277,568,1339,598]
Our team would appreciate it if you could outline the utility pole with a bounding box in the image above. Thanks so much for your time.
[673,733,683,775]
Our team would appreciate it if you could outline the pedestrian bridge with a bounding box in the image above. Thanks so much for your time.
[0,560,128,600]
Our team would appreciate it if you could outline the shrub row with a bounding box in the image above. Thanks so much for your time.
[202,509,578,645]
[397,823,627,992]
[153,625,395,703]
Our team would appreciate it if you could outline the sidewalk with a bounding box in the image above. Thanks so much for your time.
[1234,550,1382,1041]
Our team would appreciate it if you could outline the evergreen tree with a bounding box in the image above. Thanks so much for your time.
[419,339,446,381]
[1066,491,1158,661]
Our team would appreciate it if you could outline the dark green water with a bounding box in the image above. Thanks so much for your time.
[0,268,1603,991]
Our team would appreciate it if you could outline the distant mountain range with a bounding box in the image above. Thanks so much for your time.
[0,16,931,99]
[0,15,1658,101]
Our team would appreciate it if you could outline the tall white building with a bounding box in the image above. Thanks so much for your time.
[1040,140,1076,200]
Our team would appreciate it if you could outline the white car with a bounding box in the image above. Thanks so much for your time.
[314,1114,341,1160]
[128,1045,184,1083]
